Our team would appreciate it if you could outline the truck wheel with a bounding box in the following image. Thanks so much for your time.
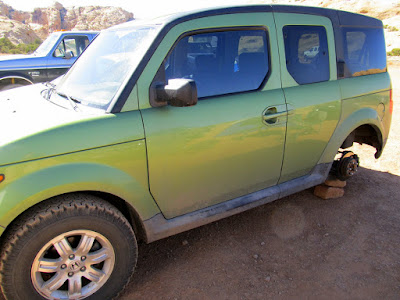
[0,194,137,300]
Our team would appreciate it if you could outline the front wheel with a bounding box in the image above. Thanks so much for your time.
[0,194,137,300]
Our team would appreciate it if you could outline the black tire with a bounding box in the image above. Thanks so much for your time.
[0,194,137,300]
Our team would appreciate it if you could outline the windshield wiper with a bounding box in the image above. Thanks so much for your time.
[57,92,81,112]
[41,82,56,100]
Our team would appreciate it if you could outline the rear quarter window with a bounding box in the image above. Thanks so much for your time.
[343,27,387,77]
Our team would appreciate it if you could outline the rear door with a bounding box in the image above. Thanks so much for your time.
[138,13,288,219]
[273,13,342,183]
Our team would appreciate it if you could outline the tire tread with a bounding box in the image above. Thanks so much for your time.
[0,194,137,300]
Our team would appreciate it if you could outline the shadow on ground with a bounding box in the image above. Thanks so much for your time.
[121,167,400,300]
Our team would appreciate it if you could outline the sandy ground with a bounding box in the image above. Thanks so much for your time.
[119,66,400,300]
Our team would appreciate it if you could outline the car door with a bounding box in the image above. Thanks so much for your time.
[138,13,288,219]
[46,35,90,81]
[273,13,342,183]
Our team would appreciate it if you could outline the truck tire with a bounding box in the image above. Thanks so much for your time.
[0,194,137,300]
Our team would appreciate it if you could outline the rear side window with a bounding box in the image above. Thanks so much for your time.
[283,25,330,85]
[158,29,269,98]
[343,28,387,77]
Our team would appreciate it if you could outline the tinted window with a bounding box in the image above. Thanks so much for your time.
[159,29,269,98]
[343,28,387,77]
[283,25,330,85]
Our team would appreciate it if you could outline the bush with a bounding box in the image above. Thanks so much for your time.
[384,25,399,32]
[0,37,41,54]
[387,48,400,56]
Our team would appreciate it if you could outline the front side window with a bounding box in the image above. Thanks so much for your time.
[283,25,330,85]
[158,28,269,98]
[53,36,90,58]
[343,28,387,77]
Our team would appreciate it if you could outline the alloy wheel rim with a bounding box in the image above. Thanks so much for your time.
[31,229,115,300]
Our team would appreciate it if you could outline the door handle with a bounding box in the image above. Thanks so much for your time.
[263,111,287,120]
[262,106,288,124]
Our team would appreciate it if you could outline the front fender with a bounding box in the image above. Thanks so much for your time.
[0,141,160,230]
[318,107,384,164]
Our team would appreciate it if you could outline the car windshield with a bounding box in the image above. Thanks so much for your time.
[34,33,61,56]
[55,25,160,110]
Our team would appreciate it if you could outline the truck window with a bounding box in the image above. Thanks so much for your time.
[159,28,269,98]
[283,25,330,85]
[343,28,387,77]
[54,36,90,58]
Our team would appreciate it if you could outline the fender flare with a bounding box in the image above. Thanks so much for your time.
[318,107,384,164]
[0,162,160,231]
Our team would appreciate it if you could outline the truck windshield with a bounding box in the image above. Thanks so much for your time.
[34,33,61,56]
[56,25,160,110]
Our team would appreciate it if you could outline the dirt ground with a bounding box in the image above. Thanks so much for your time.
[119,66,400,300]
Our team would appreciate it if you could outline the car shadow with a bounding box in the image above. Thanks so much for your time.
[121,166,400,299]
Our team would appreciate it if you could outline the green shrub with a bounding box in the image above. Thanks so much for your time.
[387,48,400,56]
[384,25,399,32]
[0,37,41,54]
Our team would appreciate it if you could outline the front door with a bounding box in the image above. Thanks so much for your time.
[139,14,288,219]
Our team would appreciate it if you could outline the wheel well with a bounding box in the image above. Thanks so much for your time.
[84,191,147,242]
[1,191,148,244]
[0,76,33,90]
[341,124,383,158]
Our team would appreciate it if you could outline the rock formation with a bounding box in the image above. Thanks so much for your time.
[0,1,134,44]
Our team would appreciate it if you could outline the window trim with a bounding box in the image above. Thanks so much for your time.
[150,26,271,105]
[282,24,330,85]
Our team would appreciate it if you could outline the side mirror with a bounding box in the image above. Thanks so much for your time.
[151,79,198,107]
[64,50,74,59]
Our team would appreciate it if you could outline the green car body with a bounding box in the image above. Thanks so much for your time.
[0,4,392,300]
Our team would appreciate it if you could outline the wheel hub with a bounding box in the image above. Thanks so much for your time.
[68,260,82,272]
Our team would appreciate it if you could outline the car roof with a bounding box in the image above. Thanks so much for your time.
[51,30,99,35]
[113,4,382,32]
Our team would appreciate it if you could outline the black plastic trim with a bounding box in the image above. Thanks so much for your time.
[142,162,332,243]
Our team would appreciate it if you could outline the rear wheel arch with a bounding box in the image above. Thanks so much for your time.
[318,108,385,165]
[340,124,383,158]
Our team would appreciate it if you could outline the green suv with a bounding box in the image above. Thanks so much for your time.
[0,5,391,300]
